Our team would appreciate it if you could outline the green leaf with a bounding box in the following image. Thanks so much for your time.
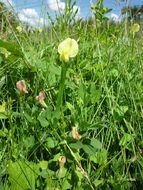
[69,141,83,149]
[0,113,7,119]
[50,153,61,162]
[0,56,3,64]
[49,64,61,75]
[37,160,49,179]
[109,69,119,77]
[23,135,35,150]
[82,144,96,156]
[115,105,128,117]
[90,83,101,104]
[46,106,53,120]
[24,112,33,123]
[119,133,134,147]
[66,102,74,112]
[61,179,72,190]
[0,39,23,57]
[0,102,6,118]
[0,76,6,89]
[90,149,107,165]
[38,161,48,170]
[0,128,8,137]
[78,83,85,102]
[46,137,58,148]
[38,112,49,127]
[112,157,124,174]
[48,64,61,86]
[0,183,10,190]
[93,179,104,187]
[69,140,102,156]
[7,160,39,190]
[90,138,102,150]
[57,167,67,178]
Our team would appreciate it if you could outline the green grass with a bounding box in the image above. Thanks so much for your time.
[0,4,143,190]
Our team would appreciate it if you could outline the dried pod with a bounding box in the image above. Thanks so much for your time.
[59,156,66,168]
[131,156,137,162]
[71,127,81,140]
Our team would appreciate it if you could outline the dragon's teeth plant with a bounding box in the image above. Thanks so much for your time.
[58,38,78,62]
[56,38,78,110]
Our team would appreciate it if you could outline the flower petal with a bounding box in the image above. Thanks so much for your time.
[68,39,79,58]
[58,38,78,62]
[16,80,28,94]
[58,38,71,54]
[131,23,140,33]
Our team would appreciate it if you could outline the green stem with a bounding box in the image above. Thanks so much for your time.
[56,65,67,111]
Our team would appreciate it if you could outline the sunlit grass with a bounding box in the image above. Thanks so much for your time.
[0,2,143,189]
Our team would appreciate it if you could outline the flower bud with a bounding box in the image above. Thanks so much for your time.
[16,80,28,94]
[36,91,47,108]
[71,127,81,140]
[59,156,66,167]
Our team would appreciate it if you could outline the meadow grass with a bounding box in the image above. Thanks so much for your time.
[0,4,143,190]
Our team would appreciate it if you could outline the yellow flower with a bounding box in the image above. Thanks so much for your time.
[103,7,107,12]
[58,38,78,62]
[36,27,42,33]
[0,101,6,113]
[131,23,140,33]
[0,47,11,58]
[16,26,23,33]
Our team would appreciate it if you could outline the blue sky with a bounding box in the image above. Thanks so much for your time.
[1,0,143,27]
[11,0,143,17]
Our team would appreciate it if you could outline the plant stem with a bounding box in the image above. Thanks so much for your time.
[56,65,67,111]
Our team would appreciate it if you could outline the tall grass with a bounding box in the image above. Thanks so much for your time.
[0,1,143,189]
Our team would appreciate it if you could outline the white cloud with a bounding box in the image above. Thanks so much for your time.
[47,0,64,11]
[108,13,121,23]
[47,0,80,17]
[18,8,44,28]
